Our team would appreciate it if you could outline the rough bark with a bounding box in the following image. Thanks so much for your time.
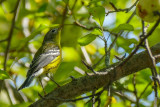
[30,43,160,107]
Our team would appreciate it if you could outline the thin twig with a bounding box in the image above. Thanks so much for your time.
[95,94,101,107]
[92,55,105,69]
[3,0,21,105]
[91,91,95,107]
[3,0,21,71]
[4,81,17,104]
[70,0,77,12]
[113,91,136,103]
[144,40,158,107]
[74,21,118,36]
[145,40,158,77]
[154,54,160,59]
[46,89,104,102]
[139,81,152,98]
[82,60,96,74]
[106,0,139,15]
[60,0,69,28]
[0,38,8,43]
[126,9,136,23]
[132,74,139,107]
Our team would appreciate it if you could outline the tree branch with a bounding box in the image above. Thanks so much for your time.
[2,0,21,105]
[3,0,21,71]
[30,42,160,107]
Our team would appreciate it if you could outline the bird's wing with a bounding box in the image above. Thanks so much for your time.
[26,46,60,77]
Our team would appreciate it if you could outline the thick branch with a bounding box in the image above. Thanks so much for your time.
[30,43,160,107]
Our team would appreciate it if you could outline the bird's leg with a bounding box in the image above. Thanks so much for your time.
[38,77,46,95]
[46,73,60,87]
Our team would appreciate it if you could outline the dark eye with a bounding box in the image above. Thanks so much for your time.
[51,29,55,32]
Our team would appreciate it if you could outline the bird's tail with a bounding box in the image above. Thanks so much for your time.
[18,75,35,91]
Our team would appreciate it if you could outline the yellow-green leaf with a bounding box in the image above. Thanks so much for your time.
[78,34,97,46]
[0,70,10,80]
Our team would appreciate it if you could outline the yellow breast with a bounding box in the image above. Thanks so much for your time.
[43,55,61,74]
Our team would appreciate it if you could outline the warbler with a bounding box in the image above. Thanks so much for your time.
[18,28,61,91]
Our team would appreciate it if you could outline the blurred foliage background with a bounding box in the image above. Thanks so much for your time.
[0,0,160,107]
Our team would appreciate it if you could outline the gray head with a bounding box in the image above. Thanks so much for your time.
[43,28,60,44]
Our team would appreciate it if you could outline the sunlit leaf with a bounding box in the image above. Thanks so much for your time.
[116,37,138,52]
[148,28,160,46]
[2,0,17,13]
[89,6,105,26]
[54,62,76,82]
[91,28,103,36]
[0,70,10,80]
[78,34,97,46]
[113,23,134,32]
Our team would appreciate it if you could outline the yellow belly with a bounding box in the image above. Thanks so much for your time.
[43,55,61,74]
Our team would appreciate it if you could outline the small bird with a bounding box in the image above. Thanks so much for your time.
[18,28,61,91]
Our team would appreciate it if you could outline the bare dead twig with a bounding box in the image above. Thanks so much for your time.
[144,40,158,107]
[145,40,158,78]
[142,20,159,107]
[82,60,96,74]
[106,0,139,15]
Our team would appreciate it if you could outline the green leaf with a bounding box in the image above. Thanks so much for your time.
[91,28,103,36]
[113,23,134,32]
[78,34,97,46]
[0,70,10,80]
[148,28,160,47]
[89,6,105,26]
[2,0,17,13]
[38,3,48,12]
[45,62,76,92]
[116,37,138,53]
